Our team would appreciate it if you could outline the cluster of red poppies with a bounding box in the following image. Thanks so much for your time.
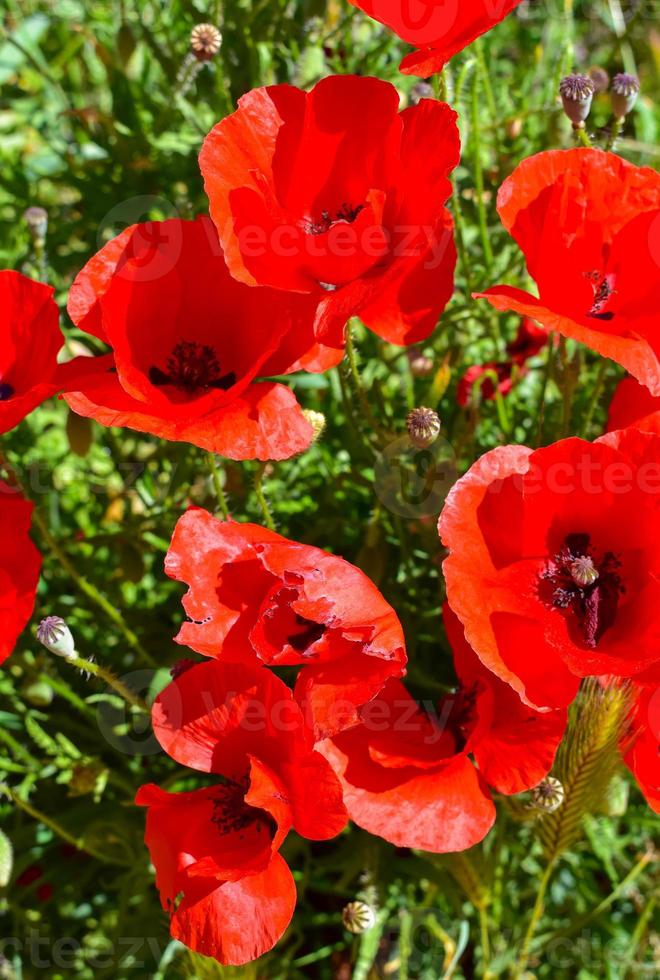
[2,0,659,968]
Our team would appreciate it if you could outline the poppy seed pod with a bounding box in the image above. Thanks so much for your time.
[23,206,48,246]
[611,73,640,119]
[190,23,222,61]
[407,406,441,448]
[531,776,565,812]
[342,900,376,934]
[559,74,595,127]
[37,616,76,660]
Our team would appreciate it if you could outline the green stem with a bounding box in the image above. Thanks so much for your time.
[605,116,624,152]
[471,68,494,275]
[31,509,155,667]
[69,653,148,712]
[206,452,230,519]
[0,727,40,768]
[345,326,384,440]
[535,340,555,446]
[254,464,276,531]
[475,39,502,166]
[1,784,129,866]
[581,359,609,437]
[513,858,557,978]
[575,125,593,148]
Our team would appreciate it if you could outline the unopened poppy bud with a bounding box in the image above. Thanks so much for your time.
[531,776,565,813]
[407,349,434,378]
[587,66,610,94]
[342,900,376,934]
[611,73,640,119]
[569,555,599,587]
[559,74,595,127]
[190,23,222,61]
[407,407,441,448]
[302,409,326,443]
[37,616,76,660]
[23,206,48,246]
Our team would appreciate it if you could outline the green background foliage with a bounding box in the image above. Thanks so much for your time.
[0,1,658,977]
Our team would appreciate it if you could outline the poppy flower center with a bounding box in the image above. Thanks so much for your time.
[584,270,616,321]
[540,532,624,648]
[304,202,365,236]
[0,382,14,400]
[148,342,236,393]
[441,683,480,753]
[210,781,276,839]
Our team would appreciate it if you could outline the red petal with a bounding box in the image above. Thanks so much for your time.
[0,484,41,665]
[170,852,296,966]
[607,377,660,434]
[320,733,495,852]
[65,371,313,461]
[349,0,523,76]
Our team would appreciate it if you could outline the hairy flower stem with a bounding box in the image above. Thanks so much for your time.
[471,69,494,276]
[0,784,129,865]
[206,452,230,519]
[254,463,276,531]
[605,116,624,151]
[69,653,148,712]
[345,325,385,441]
[575,125,593,148]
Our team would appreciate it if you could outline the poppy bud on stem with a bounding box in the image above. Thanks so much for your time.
[37,617,147,712]
[606,73,640,150]
[406,407,441,448]
[559,74,595,146]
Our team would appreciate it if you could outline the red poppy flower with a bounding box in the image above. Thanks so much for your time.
[0,483,41,665]
[348,1,523,76]
[199,75,459,345]
[457,362,514,407]
[607,377,660,434]
[164,509,408,737]
[622,682,660,812]
[136,659,347,965]
[457,317,546,407]
[65,217,337,460]
[477,150,660,394]
[317,605,565,852]
[439,429,660,711]
[0,270,107,434]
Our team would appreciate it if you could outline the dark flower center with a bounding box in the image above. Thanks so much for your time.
[0,382,15,401]
[304,202,365,236]
[540,532,624,648]
[149,342,236,393]
[440,682,480,753]
[210,780,276,840]
[584,270,616,321]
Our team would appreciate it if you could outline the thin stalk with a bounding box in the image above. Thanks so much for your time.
[254,463,276,531]
[581,359,609,437]
[513,858,557,978]
[69,653,148,712]
[1,784,129,866]
[345,326,385,440]
[471,70,494,274]
[605,116,624,152]
[206,452,230,519]
[30,509,155,667]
